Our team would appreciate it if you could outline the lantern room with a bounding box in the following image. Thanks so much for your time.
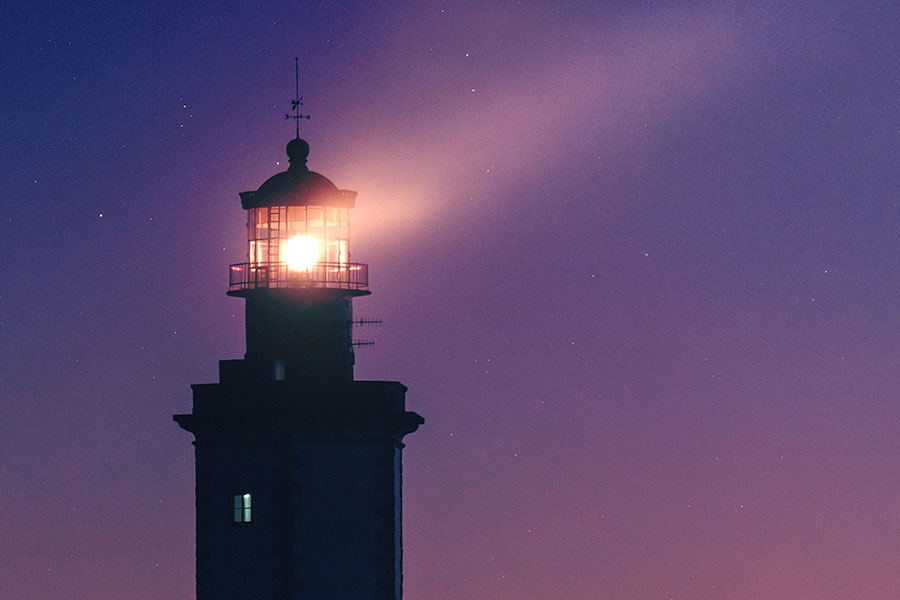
[228,138,368,294]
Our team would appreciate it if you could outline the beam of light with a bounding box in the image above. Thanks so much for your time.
[339,4,837,254]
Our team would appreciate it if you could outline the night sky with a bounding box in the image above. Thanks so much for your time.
[3,1,900,598]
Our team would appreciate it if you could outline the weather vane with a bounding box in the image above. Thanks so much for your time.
[285,57,310,139]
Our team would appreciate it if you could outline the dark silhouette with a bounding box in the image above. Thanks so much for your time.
[175,137,423,599]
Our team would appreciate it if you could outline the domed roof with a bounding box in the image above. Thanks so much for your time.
[239,138,355,209]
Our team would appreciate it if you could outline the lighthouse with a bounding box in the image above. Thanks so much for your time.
[174,122,423,599]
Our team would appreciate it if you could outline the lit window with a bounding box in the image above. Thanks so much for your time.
[273,360,286,381]
[234,493,251,523]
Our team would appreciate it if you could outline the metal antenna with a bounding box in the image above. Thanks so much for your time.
[285,57,310,138]
[352,318,383,326]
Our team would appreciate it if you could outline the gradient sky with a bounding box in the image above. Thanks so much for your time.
[3,1,900,598]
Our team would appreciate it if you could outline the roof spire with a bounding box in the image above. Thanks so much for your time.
[285,57,310,139]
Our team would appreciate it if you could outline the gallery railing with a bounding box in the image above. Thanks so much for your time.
[228,261,369,292]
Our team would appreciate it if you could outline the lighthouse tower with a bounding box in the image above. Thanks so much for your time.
[174,130,423,599]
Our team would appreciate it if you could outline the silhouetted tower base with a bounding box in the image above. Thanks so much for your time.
[175,138,423,600]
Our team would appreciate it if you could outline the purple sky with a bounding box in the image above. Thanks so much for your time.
[3,1,900,598]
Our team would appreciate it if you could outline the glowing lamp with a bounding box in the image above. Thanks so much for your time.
[284,235,320,271]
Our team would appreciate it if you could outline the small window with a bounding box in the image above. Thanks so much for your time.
[273,360,286,381]
[234,493,252,523]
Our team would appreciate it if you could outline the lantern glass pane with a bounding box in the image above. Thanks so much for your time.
[246,205,351,269]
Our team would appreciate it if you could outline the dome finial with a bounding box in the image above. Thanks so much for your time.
[285,57,310,139]
[286,138,310,169]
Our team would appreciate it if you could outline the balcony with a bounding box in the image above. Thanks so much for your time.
[228,261,369,292]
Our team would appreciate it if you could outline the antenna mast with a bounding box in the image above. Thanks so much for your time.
[285,57,310,138]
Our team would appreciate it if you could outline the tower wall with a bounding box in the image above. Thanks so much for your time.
[177,376,421,600]
[243,289,357,382]
[294,441,399,598]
